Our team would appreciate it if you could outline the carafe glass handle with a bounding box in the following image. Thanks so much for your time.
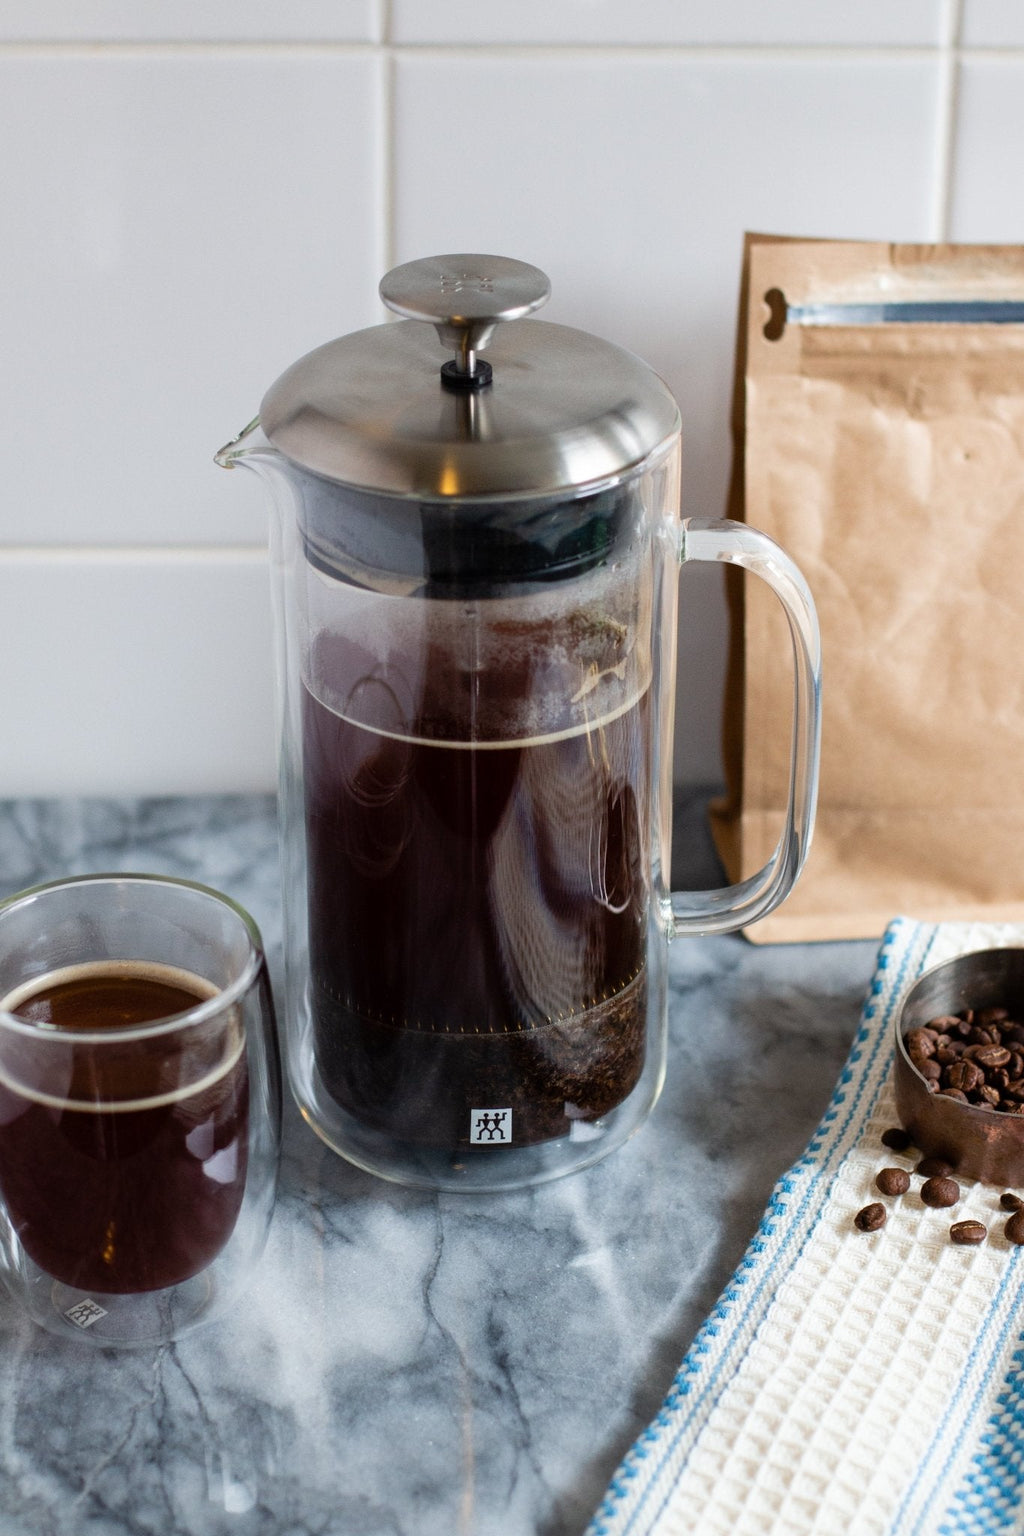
[670,518,822,936]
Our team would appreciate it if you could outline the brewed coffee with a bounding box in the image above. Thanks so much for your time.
[0,962,248,1293]
[303,664,650,1149]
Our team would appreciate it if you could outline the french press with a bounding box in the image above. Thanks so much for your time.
[217,254,821,1191]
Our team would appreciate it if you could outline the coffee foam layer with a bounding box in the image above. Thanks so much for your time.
[303,551,653,745]
[0,960,219,1018]
[0,963,242,1113]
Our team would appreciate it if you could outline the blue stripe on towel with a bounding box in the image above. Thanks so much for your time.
[895,1250,1022,1535]
[936,1258,1024,1535]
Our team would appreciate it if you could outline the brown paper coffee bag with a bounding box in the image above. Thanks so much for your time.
[713,235,1024,942]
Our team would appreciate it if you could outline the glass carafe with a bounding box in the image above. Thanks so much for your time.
[217,255,821,1191]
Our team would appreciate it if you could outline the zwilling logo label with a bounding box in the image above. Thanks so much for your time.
[64,1299,108,1329]
[470,1108,512,1145]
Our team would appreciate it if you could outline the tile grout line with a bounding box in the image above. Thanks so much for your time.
[0,39,381,56]
[381,3,397,276]
[0,39,1010,61]
[0,33,1023,60]
[931,0,963,241]
[357,39,1024,62]
[0,546,269,564]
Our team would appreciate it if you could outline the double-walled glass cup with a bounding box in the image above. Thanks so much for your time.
[0,875,282,1346]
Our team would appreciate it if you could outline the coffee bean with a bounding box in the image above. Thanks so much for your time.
[854,1203,886,1232]
[950,1220,987,1246]
[881,1126,912,1152]
[1006,1211,1024,1245]
[875,1167,911,1197]
[916,1059,942,1083]
[979,1007,1010,1027]
[921,1176,960,1208]
[945,1060,983,1093]
[939,1088,969,1102]
[974,1044,1012,1070]
[1000,1192,1024,1212]
[917,1157,954,1177]
[906,1027,937,1058]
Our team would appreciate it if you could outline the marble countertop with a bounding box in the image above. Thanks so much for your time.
[0,797,879,1536]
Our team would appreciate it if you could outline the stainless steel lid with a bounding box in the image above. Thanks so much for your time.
[259,254,680,501]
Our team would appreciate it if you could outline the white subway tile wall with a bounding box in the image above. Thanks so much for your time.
[388,1,949,47]
[960,1,1024,48]
[0,52,384,547]
[0,3,382,42]
[0,2,1015,797]
[951,59,1024,238]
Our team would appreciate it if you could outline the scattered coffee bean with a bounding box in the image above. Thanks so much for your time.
[921,1176,960,1208]
[950,1220,987,1246]
[854,1203,886,1232]
[917,1157,954,1178]
[881,1126,912,1152]
[875,1167,911,1197]
[1000,1192,1024,1212]
[1005,1211,1024,1246]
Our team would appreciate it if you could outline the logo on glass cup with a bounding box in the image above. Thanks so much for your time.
[470,1108,512,1145]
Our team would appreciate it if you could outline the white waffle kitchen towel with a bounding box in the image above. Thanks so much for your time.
[589,917,1024,1536]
